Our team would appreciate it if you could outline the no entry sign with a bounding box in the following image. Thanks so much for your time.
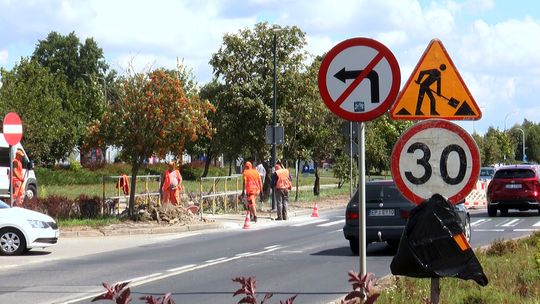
[318,37,400,122]
[2,112,23,146]
[391,119,480,205]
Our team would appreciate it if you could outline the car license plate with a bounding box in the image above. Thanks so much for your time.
[505,184,522,189]
[368,209,395,216]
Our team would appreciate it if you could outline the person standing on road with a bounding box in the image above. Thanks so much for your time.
[242,161,262,222]
[161,161,182,205]
[11,149,25,206]
[271,161,292,220]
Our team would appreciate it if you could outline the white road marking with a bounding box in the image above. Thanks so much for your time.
[474,229,505,232]
[533,221,540,227]
[63,246,283,304]
[292,219,329,227]
[471,219,491,227]
[128,272,163,282]
[501,219,521,227]
[317,219,345,227]
[167,264,197,272]
[204,257,227,263]
[514,229,540,232]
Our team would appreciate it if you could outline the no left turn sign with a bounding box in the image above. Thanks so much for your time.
[318,37,400,122]
[391,119,480,205]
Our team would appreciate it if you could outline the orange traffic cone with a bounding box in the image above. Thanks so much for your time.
[311,203,319,217]
[243,211,251,229]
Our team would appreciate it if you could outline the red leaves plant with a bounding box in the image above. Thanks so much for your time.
[232,276,297,304]
[91,281,131,304]
[341,271,380,304]
[139,293,176,304]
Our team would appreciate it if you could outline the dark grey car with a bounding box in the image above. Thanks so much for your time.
[342,180,471,254]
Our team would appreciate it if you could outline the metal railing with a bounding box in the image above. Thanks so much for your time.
[199,174,242,216]
[102,174,161,214]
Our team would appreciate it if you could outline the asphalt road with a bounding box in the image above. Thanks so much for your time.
[0,208,539,304]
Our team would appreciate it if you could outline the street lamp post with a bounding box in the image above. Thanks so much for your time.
[517,127,526,162]
[271,29,278,211]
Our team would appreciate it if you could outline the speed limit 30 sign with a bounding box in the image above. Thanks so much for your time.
[391,119,480,205]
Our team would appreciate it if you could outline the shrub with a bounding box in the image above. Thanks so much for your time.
[35,195,76,219]
[78,195,103,219]
[485,239,519,256]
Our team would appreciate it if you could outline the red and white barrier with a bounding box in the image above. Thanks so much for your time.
[464,180,489,209]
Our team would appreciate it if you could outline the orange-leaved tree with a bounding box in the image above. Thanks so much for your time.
[85,68,215,217]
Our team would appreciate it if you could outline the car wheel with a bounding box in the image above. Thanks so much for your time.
[0,228,27,256]
[463,216,472,243]
[25,184,37,200]
[487,205,497,217]
[349,240,359,255]
[500,208,508,216]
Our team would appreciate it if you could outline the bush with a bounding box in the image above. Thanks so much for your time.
[485,239,519,256]
[78,195,103,219]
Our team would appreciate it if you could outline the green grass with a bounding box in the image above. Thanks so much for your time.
[376,233,540,303]
[59,216,122,228]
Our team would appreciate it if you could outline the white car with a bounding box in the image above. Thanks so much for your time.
[0,200,59,255]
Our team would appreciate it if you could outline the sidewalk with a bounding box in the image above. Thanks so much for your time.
[60,193,350,238]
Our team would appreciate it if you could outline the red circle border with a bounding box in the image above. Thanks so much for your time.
[318,37,400,122]
[391,119,480,205]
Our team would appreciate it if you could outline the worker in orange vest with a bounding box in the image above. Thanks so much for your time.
[241,161,262,222]
[271,161,292,220]
[161,161,182,205]
[12,149,25,206]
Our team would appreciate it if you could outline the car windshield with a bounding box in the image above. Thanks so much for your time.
[494,169,535,179]
[0,200,10,209]
[366,184,405,203]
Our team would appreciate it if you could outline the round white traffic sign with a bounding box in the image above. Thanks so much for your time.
[2,112,23,146]
[391,119,480,205]
[318,37,400,122]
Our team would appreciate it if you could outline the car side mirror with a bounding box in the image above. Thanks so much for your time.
[27,161,34,170]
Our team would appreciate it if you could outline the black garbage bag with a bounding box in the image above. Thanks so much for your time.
[390,194,488,286]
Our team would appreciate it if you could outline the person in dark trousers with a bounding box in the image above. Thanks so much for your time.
[270,161,292,220]
[414,64,446,115]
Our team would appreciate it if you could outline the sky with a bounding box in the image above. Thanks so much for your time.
[1,0,539,135]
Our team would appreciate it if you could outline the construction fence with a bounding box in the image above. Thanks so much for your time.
[102,174,244,216]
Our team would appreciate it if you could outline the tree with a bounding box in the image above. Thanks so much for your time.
[209,22,308,163]
[365,115,412,174]
[32,31,110,160]
[0,58,86,164]
[85,69,214,216]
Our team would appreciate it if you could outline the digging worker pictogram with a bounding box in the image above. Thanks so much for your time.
[414,64,446,116]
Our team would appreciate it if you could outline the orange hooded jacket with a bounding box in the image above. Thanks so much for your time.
[243,161,262,195]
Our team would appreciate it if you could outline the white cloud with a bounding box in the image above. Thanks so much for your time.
[0,50,7,64]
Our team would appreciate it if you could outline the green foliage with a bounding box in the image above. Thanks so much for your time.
[333,154,358,188]
[365,115,413,174]
[377,233,540,303]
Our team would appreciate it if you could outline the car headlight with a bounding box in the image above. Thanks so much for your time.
[27,220,51,229]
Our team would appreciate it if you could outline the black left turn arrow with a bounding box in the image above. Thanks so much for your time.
[333,68,380,103]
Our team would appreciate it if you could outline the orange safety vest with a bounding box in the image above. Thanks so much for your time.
[243,168,262,195]
[162,169,182,192]
[275,168,292,190]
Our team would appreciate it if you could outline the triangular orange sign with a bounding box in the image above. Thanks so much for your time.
[390,39,481,120]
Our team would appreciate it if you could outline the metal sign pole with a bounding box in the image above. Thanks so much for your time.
[9,145,13,207]
[358,122,366,275]
[431,278,440,304]
[349,121,353,198]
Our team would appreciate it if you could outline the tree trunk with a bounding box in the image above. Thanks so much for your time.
[202,151,213,178]
[313,163,320,196]
[228,160,233,176]
[128,159,140,218]
[295,159,299,201]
